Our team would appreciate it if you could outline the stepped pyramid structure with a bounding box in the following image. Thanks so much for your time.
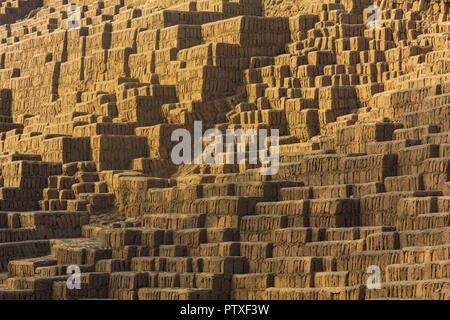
[0,0,448,300]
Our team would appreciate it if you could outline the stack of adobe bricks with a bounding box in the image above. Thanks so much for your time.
[0,0,448,300]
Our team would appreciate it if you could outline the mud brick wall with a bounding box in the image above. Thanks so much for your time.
[175,42,243,101]
[159,25,202,50]
[163,98,231,129]
[0,160,62,188]
[176,65,241,102]
[135,124,184,159]
[84,47,132,85]
[58,55,89,96]
[0,0,448,302]
[197,0,263,16]
[131,10,226,30]
[114,176,170,218]
[335,122,396,153]
[90,135,147,170]
[420,158,450,190]
[285,107,319,141]
[318,85,358,112]
[41,136,91,163]
[116,95,166,124]
[298,154,398,186]
[128,51,154,82]
[177,42,243,69]
[136,29,159,53]
[8,61,60,116]
[201,16,290,57]
[289,14,320,42]
[19,211,89,238]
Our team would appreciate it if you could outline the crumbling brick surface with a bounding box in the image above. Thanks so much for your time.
[0,0,448,300]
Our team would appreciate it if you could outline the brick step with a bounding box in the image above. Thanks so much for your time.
[423,93,450,109]
[279,184,353,200]
[0,228,37,244]
[265,285,365,300]
[98,227,173,251]
[142,214,206,230]
[0,199,40,211]
[416,212,450,230]
[213,171,264,184]
[273,226,396,244]
[62,161,98,176]
[348,241,450,274]
[396,227,450,247]
[0,240,51,272]
[366,138,421,155]
[231,273,273,299]
[50,238,112,265]
[73,122,137,136]
[278,150,331,163]
[273,239,365,258]
[197,242,272,264]
[171,228,239,250]
[108,271,228,299]
[262,256,335,274]
[397,144,440,175]
[401,244,450,264]
[66,200,89,212]
[256,198,360,228]
[313,271,350,288]
[365,278,450,300]
[384,174,424,192]
[440,144,450,157]
[208,163,259,175]
[386,260,450,282]
[187,195,263,216]
[158,245,188,257]
[7,255,58,278]
[6,275,69,298]
[0,285,34,300]
[422,131,449,144]
[278,153,397,186]
[36,264,95,277]
[72,182,109,196]
[243,65,291,86]
[403,104,449,132]
[77,193,115,214]
[45,188,76,200]
[15,211,88,234]
[228,109,286,128]
[347,249,402,273]
[278,142,320,154]
[393,124,440,141]
[145,189,263,215]
[86,227,190,257]
[74,172,100,183]
[130,256,247,275]
[137,287,217,300]
[0,273,7,285]
[0,187,42,201]
[39,199,67,211]
[233,102,258,113]
[240,215,287,242]
[360,191,443,227]
[202,181,303,201]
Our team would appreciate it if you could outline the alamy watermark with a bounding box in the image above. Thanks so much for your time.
[170,121,279,175]
[366,265,381,289]
[66,265,81,290]
[67,4,81,29]
[366,5,381,30]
